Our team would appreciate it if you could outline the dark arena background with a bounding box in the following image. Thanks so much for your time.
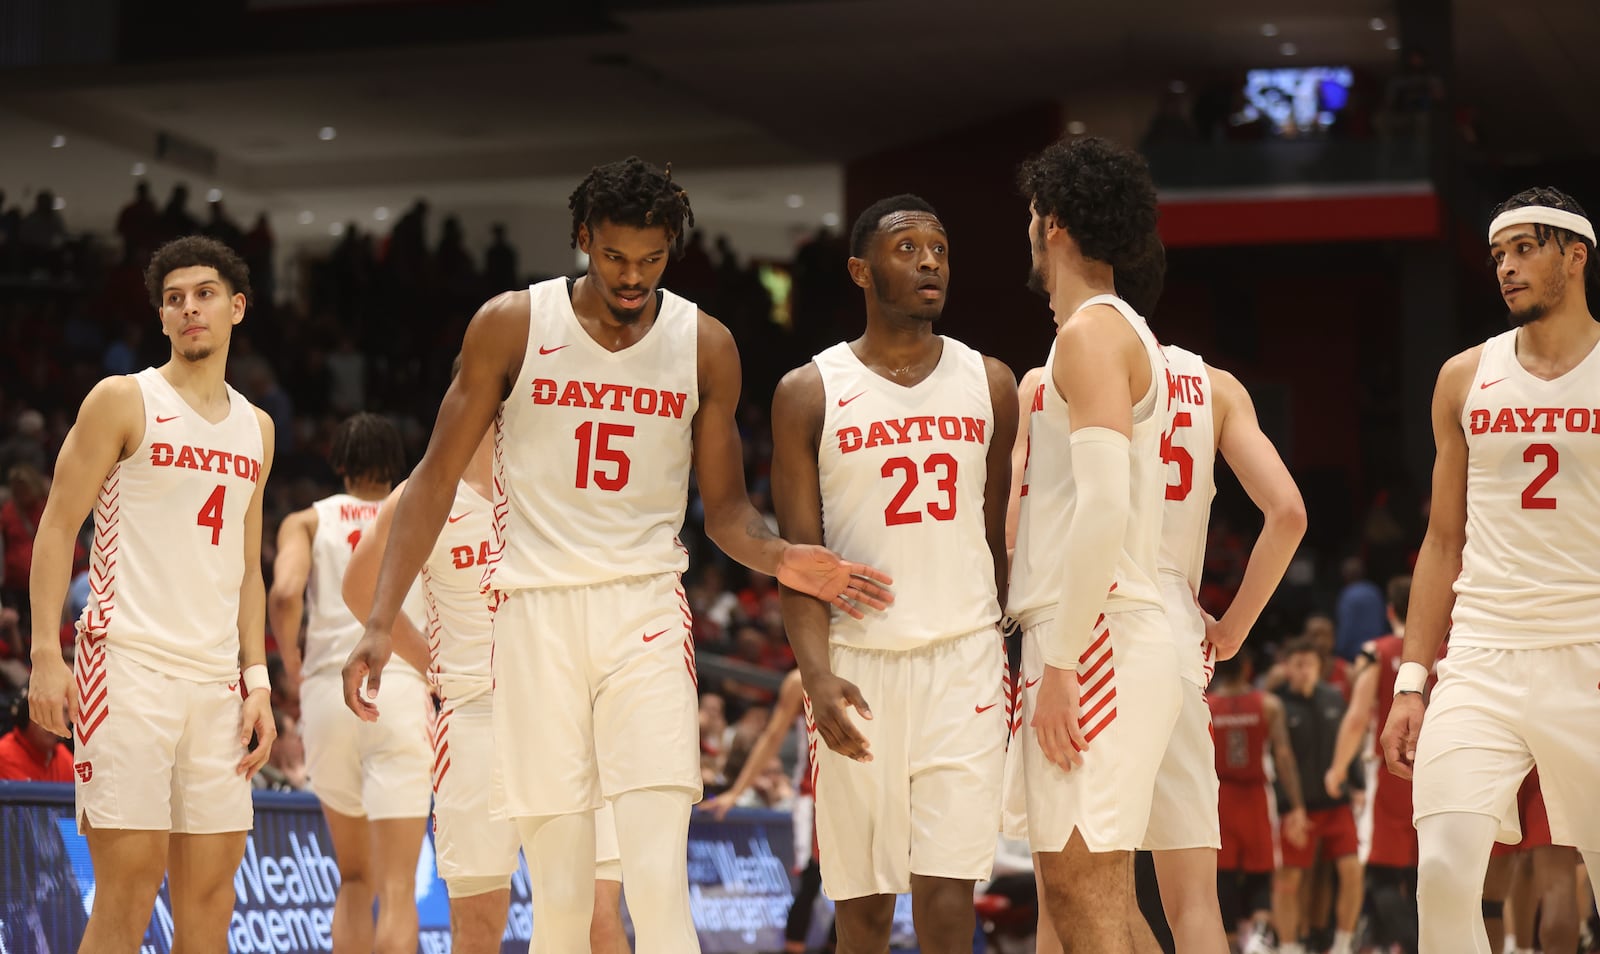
[2,0,1599,952]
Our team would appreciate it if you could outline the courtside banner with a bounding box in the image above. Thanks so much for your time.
[0,783,798,953]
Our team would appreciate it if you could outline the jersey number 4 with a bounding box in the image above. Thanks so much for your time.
[1522,443,1558,510]
[1160,411,1195,502]
[197,485,226,546]
[883,453,957,526]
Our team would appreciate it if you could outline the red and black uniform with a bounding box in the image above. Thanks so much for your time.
[1210,689,1276,873]
[1369,635,1418,868]
[1277,680,1362,868]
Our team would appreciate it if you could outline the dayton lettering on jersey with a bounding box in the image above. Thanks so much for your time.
[1167,370,1206,406]
[836,416,987,455]
[149,442,262,482]
[531,378,689,419]
[1469,406,1600,435]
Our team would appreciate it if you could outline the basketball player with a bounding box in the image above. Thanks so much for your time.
[1007,135,1179,951]
[341,372,630,954]
[269,413,431,954]
[1481,770,1579,954]
[769,193,1017,954]
[26,236,275,953]
[1208,650,1308,954]
[1326,575,1419,954]
[1131,244,1306,952]
[1380,187,1600,953]
[340,157,892,954]
[700,668,820,954]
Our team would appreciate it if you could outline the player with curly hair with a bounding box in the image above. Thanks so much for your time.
[1006,136,1181,952]
[1381,185,1600,953]
[340,156,893,954]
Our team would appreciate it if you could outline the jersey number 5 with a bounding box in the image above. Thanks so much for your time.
[197,485,226,546]
[1160,411,1194,502]
[1521,443,1558,510]
[883,453,957,526]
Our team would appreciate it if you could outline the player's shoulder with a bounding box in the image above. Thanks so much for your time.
[772,361,825,418]
[1439,344,1486,389]
[694,308,736,352]
[84,372,145,410]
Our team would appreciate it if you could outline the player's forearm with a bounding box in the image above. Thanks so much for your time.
[27,527,76,662]
[390,614,432,675]
[369,470,454,628]
[781,586,834,683]
[1329,701,1369,785]
[705,501,788,578]
[1218,502,1306,639]
[237,569,268,669]
[266,590,304,670]
[725,720,790,800]
[1044,433,1130,670]
[1402,533,1460,668]
[1274,740,1307,811]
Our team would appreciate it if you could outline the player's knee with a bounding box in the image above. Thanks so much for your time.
[913,878,976,933]
[1416,851,1473,898]
[1275,868,1304,895]
[835,895,896,937]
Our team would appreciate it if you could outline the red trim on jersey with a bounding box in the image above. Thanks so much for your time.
[429,706,452,793]
[479,408,510,593]
[1077,623,1118,744]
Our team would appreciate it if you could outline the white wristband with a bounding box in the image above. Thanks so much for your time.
[242,664,270,694]
[1393,661,1428,696]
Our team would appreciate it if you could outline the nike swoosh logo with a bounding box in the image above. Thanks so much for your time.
[447,512,471,523]
[538,344,569,355]
[155,415,180,423]
[1480,377,1508,389]
[1024,677,1040,689]
[974,703,997,714]
[642,628,670,643]
[227,682,239,692]
[837,391,866,407]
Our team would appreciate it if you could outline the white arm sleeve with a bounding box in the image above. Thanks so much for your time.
[1042,426,1131,670]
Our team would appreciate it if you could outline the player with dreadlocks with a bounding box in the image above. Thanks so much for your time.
[270,412,433,954]
[340,156,894,954]
[1382,186,1600,953]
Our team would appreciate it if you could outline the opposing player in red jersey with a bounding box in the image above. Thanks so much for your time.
[771,194,1017,954]
[1481,769,1580,954]
[1208,649,1308,954]
[1382,187,1600,954]
[341,157,891,954]
[1327,575,1419,953]
[27,236,276,953]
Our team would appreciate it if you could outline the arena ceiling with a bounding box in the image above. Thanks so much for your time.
[0,0,1595,245]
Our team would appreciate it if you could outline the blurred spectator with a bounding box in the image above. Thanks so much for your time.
[1334,557,1386,661]
[203,200,244,250]
[484,223,518,291]
[0,409,49,477]
[115,181,161,265]
[101,324,146,378]
[253,708,308,792]
[242,213,276,306]
[0,686,74,781]
[326,333,367,414]
[734,755,795,811]
[1,465,76,622]
[159,183,197,241]
[0,607,25,690]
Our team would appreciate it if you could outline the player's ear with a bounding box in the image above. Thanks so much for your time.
[576,223,592,254]
[231,291,247,325]
[846,256,871,291]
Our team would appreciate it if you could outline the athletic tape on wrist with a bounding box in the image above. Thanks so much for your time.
[242,664,270,694]
[1393,660,1428,695]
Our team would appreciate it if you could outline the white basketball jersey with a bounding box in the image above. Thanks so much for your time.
[422,480,495,698]
[302,493,382,679]
[1452,328,1600,649]
[1009,295,1171,627]
[483,278,700,592]
[1156,345,1217,686]
[78,368,264,682]
[813,339,1000,651]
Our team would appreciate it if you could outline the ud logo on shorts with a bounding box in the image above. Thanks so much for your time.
[74,761,93,782]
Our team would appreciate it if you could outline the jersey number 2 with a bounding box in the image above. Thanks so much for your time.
[1160,411,1194,502]
[1521,443,1558,510]
[197,485,225,546]
[883,453,957,526]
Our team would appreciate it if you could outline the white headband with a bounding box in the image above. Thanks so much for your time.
[1488,205,1596,245]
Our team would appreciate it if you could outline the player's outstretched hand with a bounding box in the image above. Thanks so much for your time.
[777,544,894,620]
[26,654,76,739]
[342,625,394,722]
[701,791,741,821]
[806,672,873,762]
[1380,692,1424,780]
[1031,664,1087,772]
[237,688,276,779]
